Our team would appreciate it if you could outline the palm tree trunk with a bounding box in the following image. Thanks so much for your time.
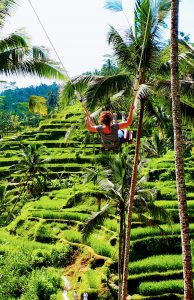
[97,193,101,211]
[118,201,125,300]
[121,99,145,300]
[171,1,193,299]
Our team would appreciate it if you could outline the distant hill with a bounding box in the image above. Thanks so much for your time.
[0,82,60,113]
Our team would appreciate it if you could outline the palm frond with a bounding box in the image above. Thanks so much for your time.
[0,31,28,52]
[86,74,132,110]
[0,0,17,28]
[59,75,96,106]
[108,26,136,72]
[64,126,75,142]
[32,46,50,61]
[179,80,194,99]
[134,83,152,108]
[22,60,65,80]
[134,0,165,71]
[81,204,109,240]
[156,0,171,25]
[178,39,194,52]
[147,202,173,225]
[104,0,123,12]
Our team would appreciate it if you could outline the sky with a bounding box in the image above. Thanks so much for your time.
[2,0,194,88]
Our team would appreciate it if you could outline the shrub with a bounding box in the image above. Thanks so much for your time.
[51,244,73,267]
[34,222,57,243]
[31,249,51,267]
[21,267,62,300]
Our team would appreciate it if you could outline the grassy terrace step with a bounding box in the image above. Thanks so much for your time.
[44,163,90,172]
[44,171,83,179]
[155,200,194,208]
[128,254,190,275]
[0,167,12,179]
[0,158,19,167]
[39,121,81,130]
[137,280,184,298]
[127,270,184,296]
[0,150,20,157]
[31,210,90,221]
[34,132,67,141]
[45,156,93,164]
[131,223,194,240]
[1,140,85,149]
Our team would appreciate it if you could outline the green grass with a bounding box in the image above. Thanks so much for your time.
[63,230,82,243]
[155,200,194,209]
[86,269,101,289]
[87,234,116,258]
[130,223,194,240]
[138,279,184,296]
[103,218,119,232]
[31,210,90,221]
[128,255,184,274]
[33,196,66,210]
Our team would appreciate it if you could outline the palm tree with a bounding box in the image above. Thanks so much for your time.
[170,1,193,299]
[81,151,172,300]
[7,144,49,222]
[15,144,49,194]
[142,131,168,158]
[83,164,111,211]
[59,0,193,296]
[0,0,66,83]
[29,95,48,116]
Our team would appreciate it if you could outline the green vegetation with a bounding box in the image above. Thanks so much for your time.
[0,99,194,299]
[1,0,194,299]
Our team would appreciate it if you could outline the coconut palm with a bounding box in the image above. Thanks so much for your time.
[29,95,48,116]
[81,151,172,300]
[170,1,193,299]
[59,0,194,296]
[83,164,111,211]
[14,143,49,193]
[101,1,172,297]
[0,0,66,83]
[7,144,49,222]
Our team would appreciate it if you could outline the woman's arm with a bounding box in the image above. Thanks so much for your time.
[118,103,135,129]
[85,110,98,133]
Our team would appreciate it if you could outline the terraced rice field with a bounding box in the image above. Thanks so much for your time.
[0,103,194,299]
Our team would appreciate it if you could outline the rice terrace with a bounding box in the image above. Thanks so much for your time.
[0,0,194,300]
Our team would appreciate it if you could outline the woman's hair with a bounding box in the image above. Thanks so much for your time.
[99,111,113,125]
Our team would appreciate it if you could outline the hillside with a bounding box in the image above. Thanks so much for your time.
[0,102,194,300]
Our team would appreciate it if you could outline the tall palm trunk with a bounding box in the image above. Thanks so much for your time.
[118,201,125,300]
[170,1,193,299]
[121,98,145,299]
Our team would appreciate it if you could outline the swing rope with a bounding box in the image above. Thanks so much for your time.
[132,1,151,107]
[27,0,85,105]
[28,0,151,112]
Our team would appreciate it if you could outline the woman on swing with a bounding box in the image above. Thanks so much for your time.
[85,102,135,151]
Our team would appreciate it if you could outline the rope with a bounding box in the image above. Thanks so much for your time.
[28,0,151,110]
[132,1,151,107]
[27,0,84,103]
